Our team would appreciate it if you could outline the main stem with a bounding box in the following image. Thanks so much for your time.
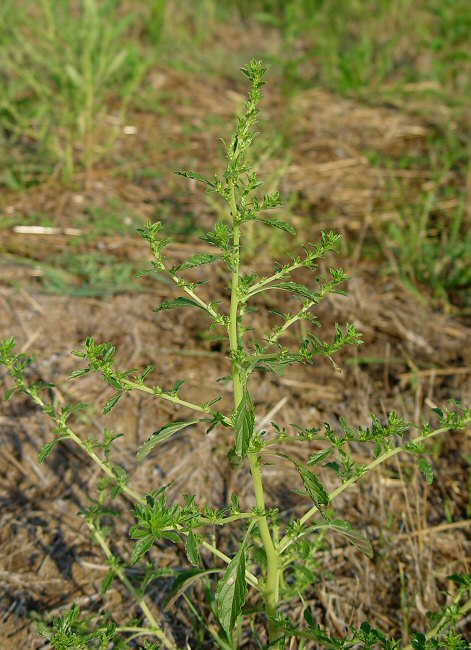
[228,180,243,408]
[249,453,281,642]
[228,181,280,644]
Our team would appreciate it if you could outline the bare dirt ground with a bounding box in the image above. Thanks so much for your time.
[1,66,470,647]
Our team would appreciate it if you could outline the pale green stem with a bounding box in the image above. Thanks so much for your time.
[88,521,177,650]
[29,391,144,502]
[122,379,232,426]
[248,453,281,643]
[243,259,308,300]
[261,285,334,344]
[269,303,311,343]
[206,543,259,588]
[227,179,280,641]
[168,270,225,326]
[228,180,244,407]
[278,418,471,554]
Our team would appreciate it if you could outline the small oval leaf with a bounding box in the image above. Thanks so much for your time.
[308,448,332,466]
[155,297,205,312]
[175,171,215,188]
[103,392,124,414]
[130,533,154,565]
[328,519,373,559]
[418,456,434,484]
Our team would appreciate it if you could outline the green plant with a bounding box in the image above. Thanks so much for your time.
[228,0,471,102]
[1,0,147,188]
[251,1,317,94]
[384,188,471,305]
[2,60,471,649]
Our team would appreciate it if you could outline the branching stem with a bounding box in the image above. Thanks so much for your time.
[227,176,280,641]
[269,302,313,343]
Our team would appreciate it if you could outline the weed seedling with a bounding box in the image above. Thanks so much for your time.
[1,60,470,649]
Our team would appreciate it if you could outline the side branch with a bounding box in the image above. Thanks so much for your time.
[267,302,314,344]
[88,521,177,650]
[278,418,471,554]
[241,233,341,302]
[25,390,256,586]
[168,269,226,327]
[138,221,226,328]
[401,593,471,650]
[122,379,232,425]
[242,259,306,300]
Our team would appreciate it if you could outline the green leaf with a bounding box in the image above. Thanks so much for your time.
[38,439,60,463]
[4,387,18,401]
[68,368,90,380]
[185,530,200,566]
[308,448,332,466]
[155,297,206,312]
[168,379,185,396]
[258,219,296,236]
[178,253,221,272]
[294,462,330,508]
[227,447,244,470]
[175,171,215,188]
[163,531,182,543]
[136,420,199,461]
[271,282,317,301]
[327,519,373,558]
[110,484,123,500]
[103,392,124,415]
[234,391,255,459]
[141,364,155,380]
[448,572,471,588]
[101,569,115,595]
[418,456,434,484]
[130,533,154,565]
[165,568,219,611]
[216,548,248,633]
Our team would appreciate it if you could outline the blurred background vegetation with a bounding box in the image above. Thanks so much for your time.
[1,0,470,307]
